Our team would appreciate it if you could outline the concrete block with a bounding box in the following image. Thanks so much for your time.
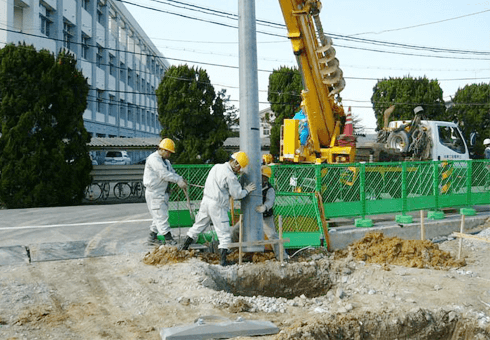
[0,245,29,266]
[29,241,88,262]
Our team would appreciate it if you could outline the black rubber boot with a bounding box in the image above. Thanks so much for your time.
[179,236,194,251]
[147,231,163,246]
[220,248,231,267]
[163,232,177,246]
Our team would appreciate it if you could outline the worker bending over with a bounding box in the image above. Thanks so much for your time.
[180,151,256,266]
[143,138,187,246]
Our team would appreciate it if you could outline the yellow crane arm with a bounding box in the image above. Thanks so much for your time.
[278,0,345,151]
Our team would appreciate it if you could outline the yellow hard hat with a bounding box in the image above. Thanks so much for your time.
[262,154,273,165]
[231,151,249,169]
[159,138,175,153]
[261,165,272,178]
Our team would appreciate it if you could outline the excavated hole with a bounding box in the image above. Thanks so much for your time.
[275,309,489,340]
[202,261,332,299]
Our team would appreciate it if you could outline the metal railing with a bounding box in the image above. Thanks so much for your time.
[85,165,146,201]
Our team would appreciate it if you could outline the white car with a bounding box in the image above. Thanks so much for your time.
[104,151,131,165]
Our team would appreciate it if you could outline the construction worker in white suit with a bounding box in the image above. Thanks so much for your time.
[180,151,256,266]
[143,138,187,246]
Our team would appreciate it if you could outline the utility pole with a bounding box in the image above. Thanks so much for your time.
[238,0,263,252]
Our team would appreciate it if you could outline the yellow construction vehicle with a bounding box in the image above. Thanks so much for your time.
[278,0,355,164]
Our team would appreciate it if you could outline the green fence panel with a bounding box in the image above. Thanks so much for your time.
[406,161,436,211]
[438,161,470,208]
[274,192,323,248]
[165,160,490,247]
[471,160,490,205]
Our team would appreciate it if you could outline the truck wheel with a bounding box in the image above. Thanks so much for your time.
[386,131,410,153]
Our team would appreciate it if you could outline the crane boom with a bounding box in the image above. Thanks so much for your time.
[278,0,355,164]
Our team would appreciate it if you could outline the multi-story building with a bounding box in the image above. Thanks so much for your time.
[0,0,168,141]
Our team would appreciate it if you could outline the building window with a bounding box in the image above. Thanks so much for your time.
[97,2,104,25]
[136,74,140,91]
[96,44,103,67]
[120,100,125,119]
[120,62,125,82]
[109,14,117,38]
[82,0,90,11]
[109,95,116,116]
[109,54,115,76]
[96,89,104,112]
[63,22,74,50]
[39,3,53,37]
[127,68,132,87]
[81,35,90,59]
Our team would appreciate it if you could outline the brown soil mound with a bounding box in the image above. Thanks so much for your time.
[142,246,195,266]
[340,232,466,269]
[142,245,277,266]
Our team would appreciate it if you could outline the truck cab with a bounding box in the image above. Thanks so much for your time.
[387,120,469,161]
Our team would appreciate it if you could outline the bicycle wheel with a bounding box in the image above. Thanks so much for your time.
[114,182,132,199]
[100,182,110,200]
[85,183,102,201]
[132,181,144,198]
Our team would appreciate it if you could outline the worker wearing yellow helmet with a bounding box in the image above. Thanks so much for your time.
[180,151,256,266]
[143,138,187,246]
[231,165,289,261]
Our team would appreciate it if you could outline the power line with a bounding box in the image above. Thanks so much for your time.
[122,0,490,57]
[350,9,490,36]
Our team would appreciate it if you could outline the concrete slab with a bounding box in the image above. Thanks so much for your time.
[29,241,89,262]
[329,211,490,250]
[0,245,29,266]
[28,239,149,263]
[160,316,279,340]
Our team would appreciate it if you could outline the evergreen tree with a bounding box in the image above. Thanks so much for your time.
[156,64,235,164]
[0,44,91,208]
[447,83,490,158]
[267,66,302,157]
[371,76,446,130]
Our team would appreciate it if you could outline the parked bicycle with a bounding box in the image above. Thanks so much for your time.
[84,182,111,201]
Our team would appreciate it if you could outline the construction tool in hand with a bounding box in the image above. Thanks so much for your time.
[183,185,195,220]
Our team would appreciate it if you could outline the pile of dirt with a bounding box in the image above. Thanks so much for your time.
[142,246,195,265]
[276,308,489,340]
[143,246,279,266]
[338,232,466,269]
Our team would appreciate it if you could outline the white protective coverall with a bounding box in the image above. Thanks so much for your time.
[143,151,183,235]
[187,162,249,249]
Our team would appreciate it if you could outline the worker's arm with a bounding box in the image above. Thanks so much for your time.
[153,159,183,184]
[263,186,275,211]
[227,175,251,200]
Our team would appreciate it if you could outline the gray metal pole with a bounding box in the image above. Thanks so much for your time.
[238,0,263,252]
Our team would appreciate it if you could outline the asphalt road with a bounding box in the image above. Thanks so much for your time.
[0,203,154,248]
[1,202,489,253]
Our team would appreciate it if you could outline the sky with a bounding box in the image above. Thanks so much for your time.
[122,0,490,133]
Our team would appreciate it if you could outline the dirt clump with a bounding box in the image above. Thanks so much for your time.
[338,232,466,269]
[142,245,195,265]
[143,245,279,266]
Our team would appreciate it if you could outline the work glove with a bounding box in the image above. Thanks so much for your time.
[255,204,266,213]
[177,179,187,189]
[244,182,256,194]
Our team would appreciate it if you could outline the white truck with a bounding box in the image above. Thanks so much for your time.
[356,106,470,162]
